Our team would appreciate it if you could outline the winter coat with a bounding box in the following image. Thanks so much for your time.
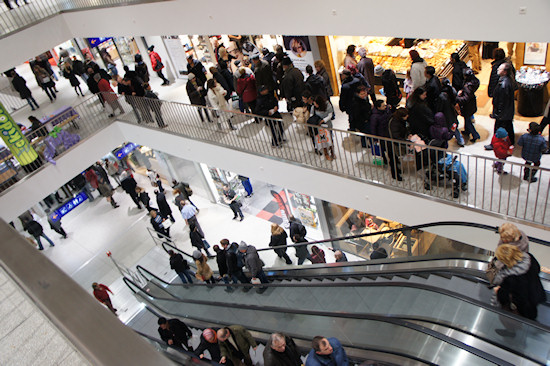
[380,69,401,107]
[212,71,231,96]
[158,319,192,346]
[424,76,441,113]
[305,74,328,99]
[120,176,137,195]
[207,84,229,109]
[226,248,242,275]
[406,99,434,138]
[236,74,258,103]
[135,62,150,83]
[98,79,118,103]
[254,59,275,92]
[190,229,205,250]
[456,78,479,117]
[339,76,361,113]
[218,326,257,363]
[195,256,213,281]
[270,231,289,256]
[429,112,453,143]
[317,68,333,96]
[24,220,43,237]
[350,95,371,131]
[186,80,207,106]
[216,250,229,276]
[255,93,281,118]
[85,169,99,189]
[451,60,467,91]
[187,59,207,86]
[263,334,302,366]
[437,91,458,128]
[195,334,222,362]
[149,51,164,72]
[410,58,427,91]
[488,59,507,98]
[281,65,305,106]
[63,67,80,87]
[494,253,546,320]
[357,56,375,91]
[156,191,172,217]
[294,237,310,260]
[11,74,32,99]
[492,76,515,121]
[242,245,264,277]
[370,107,392,137]
[491,135,512,159]
[497,231,530,253]
[310,245,326,264]
[388,116,409,142]
[305,337,349,366]
[170,253,190,273]
[289,219,307,240]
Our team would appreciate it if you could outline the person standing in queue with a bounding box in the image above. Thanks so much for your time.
[157,317,193,351]
[149,209,171,238]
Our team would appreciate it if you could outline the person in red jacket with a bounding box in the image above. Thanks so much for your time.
[95,74,124,117]
[491,127,513,175]
[236,68,258,116]
[92,282,117,314]
[148,45,170,86]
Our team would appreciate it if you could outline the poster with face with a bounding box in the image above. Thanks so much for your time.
[524,42,548,65]
[282,36,315,76]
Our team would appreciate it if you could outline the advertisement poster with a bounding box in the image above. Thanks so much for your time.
[282,36,315,76]
[162,36,188,79]
[524,42,548,65]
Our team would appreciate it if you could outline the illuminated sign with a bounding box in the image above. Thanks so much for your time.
[114,142,138,160]
[0,102,38,165]
[51,191,88,222]
[87,37,113,47]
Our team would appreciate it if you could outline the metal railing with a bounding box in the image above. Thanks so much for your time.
[0,0,165,37]
[2,92,549,227]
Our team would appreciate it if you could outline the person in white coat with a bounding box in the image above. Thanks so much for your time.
[206,79,236,130]
[409,50,428,92]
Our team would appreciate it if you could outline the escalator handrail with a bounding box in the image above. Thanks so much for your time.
[135,264,550,333]
[124,276,515,366]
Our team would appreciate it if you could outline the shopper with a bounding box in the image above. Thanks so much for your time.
[491,245,546,321]
[488,48,510,98]
[221,239,250,285]
[168,250,194,284]
[491,128,513,175]
[357,47,376,104]
[314,60,333,98]
[157,317,193,350]
[239,241,269,290]
[180,199,203,235]
[195,328,222,362]
[450,53,467,92]
[187,56,207,87]
[494,223,529,272]
[310,245,326,264]
[289,216,307,239]
[370,242,388,260]
[438,78,464,147]
[207,78,235,130]
[374,66,401,110]
[252,53,275,94]
[97,176,119,209]
[23,219,55,250]
[409,50,427,92]
[406,87,433,139]
[104,159,121,187]
[222,184,244,221]
[63,63,84,96]
[313,95,335,160]
[305,65,328,99]
[255,85,284,148]
[10,70,39,110]
[193,250,215,284]
[334,250,348,263]
[264,332,302,366]
[33,65,56,102]
[186,73,211,122]
[339,69,362,129]
[370,100,392,164]
[517,122,547,183]
[47,214,67,239]
[190,223,213,257]
[92,282,117,314]
[350,85,372,135]
[120,173,142,209]
[292,234,311,265]
[281,57,306,112]
[343,45,357,69]
[217,325,257,366]
[456,68,481,143]
[306,336,349,366]
[144,83,167,128]
[466,41,482,74]
[172,179,198,210]
[96,74,124,117]
[269,223,293,265]
[423,66,441,113]
[488,62,516,148]
[387,108,410,181]
[134,54,150,83]
[148,46,170,85]
[209,66,232,95]
[236,67,258,115]
[150,209,171,238]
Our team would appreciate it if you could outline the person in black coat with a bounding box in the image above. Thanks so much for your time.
[214,244,236,291]
[187,57,207,86]
[169,250,194,284]
[423,66,441,113]
[255,85,284,148]
[11,71,39,110]
[270,224,292,264]
[450,53,467,92]
[370,242,388,260]
[86,67,105,107]
[149,209,170,238]
[406,87,434,139]
[386,108,410,181]
[209,66,232,96]
[263,333,302,366]
[456,69,481,143]
[221,239,250,284]
[120,173,142,209]
[195,328,223,362]
[155,189,174,222]
[437,78,464,146]
[24,219,55,250]
[144,83,166,128]
[252,55,275,94]
[376,66,401,109]
[350,85,372,135]
[304,65,328,99]
[289,216,307,240]
[292,234,311,265]
[487,48,511,98]
[190,223,213,257]
[339,69,363,129]
[186,73,211,122]
[158,317,193,351]
[490,63,516,145]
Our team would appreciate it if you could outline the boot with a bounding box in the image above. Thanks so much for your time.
[110,198,120,208]
[523,168,531,181]
[529,170,538,183]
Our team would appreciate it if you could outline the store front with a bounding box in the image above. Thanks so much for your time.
[82,36,140,76]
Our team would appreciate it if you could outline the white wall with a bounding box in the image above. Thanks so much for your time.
[1,0,549,72]
[0,122,548,265]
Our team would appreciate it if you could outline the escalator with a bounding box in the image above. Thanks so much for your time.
[130,221,550,365]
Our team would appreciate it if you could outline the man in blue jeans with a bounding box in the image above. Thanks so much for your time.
[168,250,194,284]
[24,219,55,250]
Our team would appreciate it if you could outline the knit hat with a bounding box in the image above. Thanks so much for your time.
[203,328,217,343]
[357,47,367,57]
[374,65,385,77]
[192,250,202,259]
[495,127,508,138]
[187,73,195,80]
[238,241,248,252]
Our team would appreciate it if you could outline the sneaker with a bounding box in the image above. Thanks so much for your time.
[484,144,493,150]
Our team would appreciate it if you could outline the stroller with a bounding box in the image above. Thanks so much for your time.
[423,146,468,198]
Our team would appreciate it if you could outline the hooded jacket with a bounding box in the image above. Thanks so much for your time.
[429,112,453,143]
[237,74,258,103]
[456,76,480,117]
[370,106,392,137]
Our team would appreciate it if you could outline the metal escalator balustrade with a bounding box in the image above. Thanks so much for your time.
[124,276,522,366]
[2,92,549,227]
[135,264,550,366]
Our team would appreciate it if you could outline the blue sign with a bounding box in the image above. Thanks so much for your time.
[87,37,112,47]
[51,191,88,222]
[114,142,138,160]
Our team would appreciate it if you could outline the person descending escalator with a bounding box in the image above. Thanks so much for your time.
[157,317,193,351]
[305,336,349,366]
[264,332,302,366]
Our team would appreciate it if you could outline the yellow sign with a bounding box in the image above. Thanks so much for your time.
[0,102,38,165]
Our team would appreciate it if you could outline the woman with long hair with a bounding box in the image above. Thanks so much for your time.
[269,223,292,265]
[405,86,434,139]
[312,95,335,161]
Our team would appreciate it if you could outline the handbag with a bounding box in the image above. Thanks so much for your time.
[41,76,51,84]
[154,61,164,72]
[202,239,210,249]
